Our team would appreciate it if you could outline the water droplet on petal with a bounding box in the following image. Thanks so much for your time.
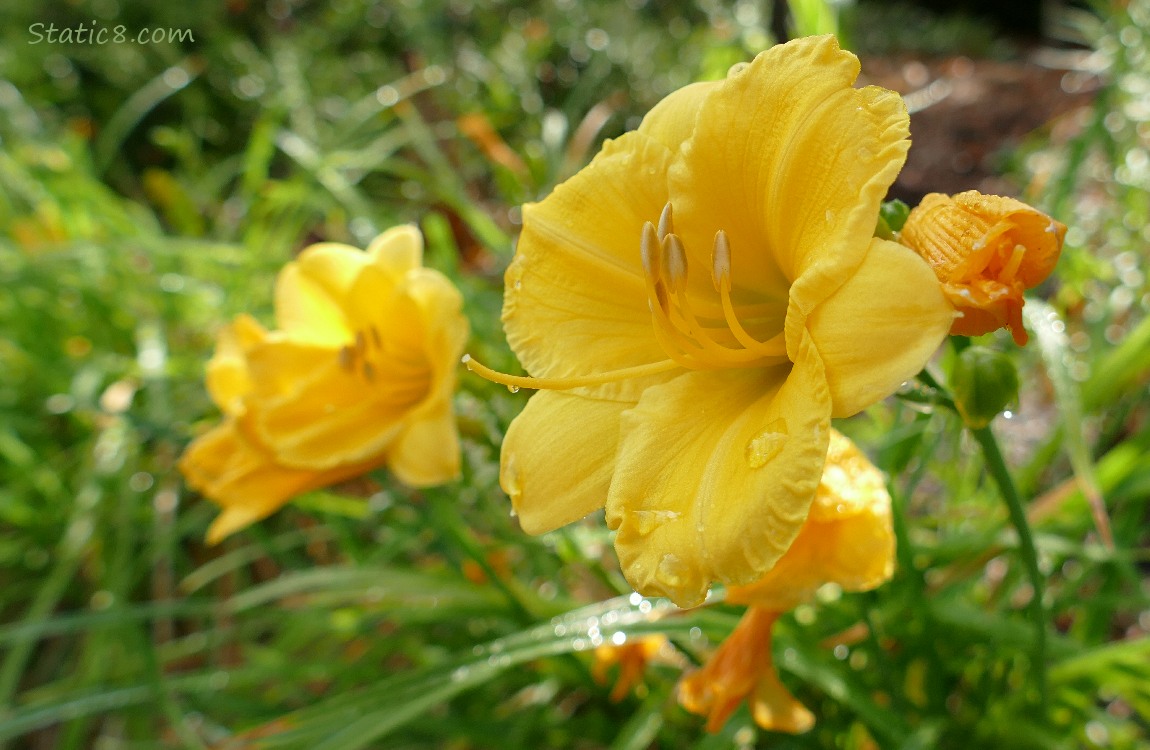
[656,553,687,590]
[745,418,788,469]
[503,456,522,502]
[631,509,680,535]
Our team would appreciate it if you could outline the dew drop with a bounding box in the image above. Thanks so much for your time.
[630,509,680,535]
[744,418,788,469]
[504,456,522,501]
[655,553,687,590]
[507,385,520,393]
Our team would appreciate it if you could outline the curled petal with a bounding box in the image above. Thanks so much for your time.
[606,334,830,608]
[678,608,814,734]
[669,35,910,310]
[205,314,265,416]
[180,421,375,544]
[803,237,953,418]
[501,390,634,534]
[729,429,895,611]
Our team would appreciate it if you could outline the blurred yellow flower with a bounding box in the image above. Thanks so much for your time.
[468,35,950,607]
[899,190,1065,345]
[678,430,894,733]
[180,226,469,543]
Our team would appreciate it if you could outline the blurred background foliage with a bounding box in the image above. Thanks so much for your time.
[1,0,1148,747]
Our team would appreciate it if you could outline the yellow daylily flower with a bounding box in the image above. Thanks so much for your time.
[467,35,952,608]
[180,226,469,543]
[899,190,1065,345]
[678,430,895,733]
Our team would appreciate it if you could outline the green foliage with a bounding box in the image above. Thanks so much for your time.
[1,0,1148,748]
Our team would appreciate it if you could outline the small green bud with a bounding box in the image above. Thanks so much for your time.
[950,346,1020,429]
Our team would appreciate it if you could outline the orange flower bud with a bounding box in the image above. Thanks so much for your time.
[899,191,1065,345]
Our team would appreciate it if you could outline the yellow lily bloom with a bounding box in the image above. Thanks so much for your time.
[469,35,952,608]
[898,190,1065,345]
[180,226,469,543]
[678,430,895,733]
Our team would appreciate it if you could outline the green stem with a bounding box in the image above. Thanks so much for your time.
[970,424,1048,712]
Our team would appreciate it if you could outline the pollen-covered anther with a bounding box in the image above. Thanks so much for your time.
[711,230,732,293]
[338,345,355,371]
[640,219,787,369]
[657,201,674,240]
[663,234,689,293]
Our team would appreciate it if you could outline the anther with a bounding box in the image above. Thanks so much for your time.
[338,346,354,371]
[362,361,376,382]
[657,202,674,241]
[355,330,366,354]
[640,222,661,280]
[711,230,731,293]
[663,234,689,292]
[369,326,383,349]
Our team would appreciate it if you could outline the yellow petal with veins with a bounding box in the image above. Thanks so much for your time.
[668,35,909,309]
[728,429,895,611]
[503,133,679,401]
[501,390,635,534]
[806,237,953,417]
[606,333,830,608]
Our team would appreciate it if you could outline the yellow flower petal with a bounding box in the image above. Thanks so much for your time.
[668,35,909,309]
[387,405,461,487]
[243,339,423,469]
[806,237,953,417]
[503,132,678,400]
[606,334,830,608]
[273,242,373,345]
[205,314,265,416]
[636,79,717,154]
[502,390,634,534]
[366,224,423,281]
[728,430,895,611]
[180,421,369,544]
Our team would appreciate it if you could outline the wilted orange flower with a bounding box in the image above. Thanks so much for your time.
[179,226,469,543]
[678,430,894,733]
[899,190,1065,345]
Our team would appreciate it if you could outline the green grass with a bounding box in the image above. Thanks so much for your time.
[1,0,1148,748]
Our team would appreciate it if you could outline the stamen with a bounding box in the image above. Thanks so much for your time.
[362,361,376,381]
[663,234,689,292]
[338,345,355,371]
[640,220,788,368]
[641,222,661,281]
[462,353,681,391]
[355,330,366,354]
[1000,243,1026,283]
[711,230,731,293]
[657,201,674,240]
[369,326,383,349]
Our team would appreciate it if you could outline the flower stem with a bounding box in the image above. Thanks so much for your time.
[969,424,1048,712]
